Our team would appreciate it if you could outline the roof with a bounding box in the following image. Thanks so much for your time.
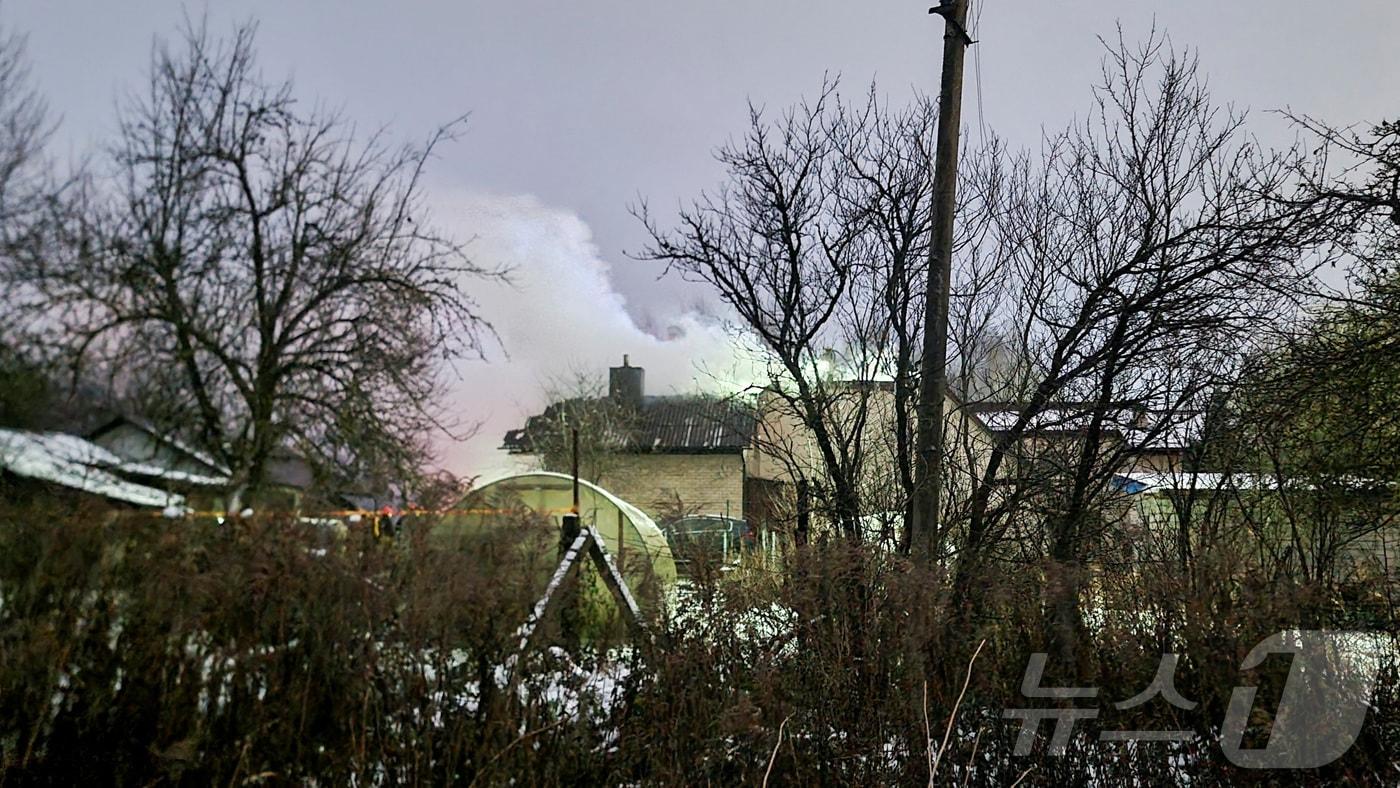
[967,402,1200,452]
[89,415,232,476]
[504,395,756,455]
[0,429,186,508]
[107,459,228,487]
[1114,471,1393,495]
[1113,471,1233,494]
[89,415,315,490]
[967,401,1142,435]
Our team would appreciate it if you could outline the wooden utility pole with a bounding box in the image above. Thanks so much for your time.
[910,0,973,559]
[559,427,583,646]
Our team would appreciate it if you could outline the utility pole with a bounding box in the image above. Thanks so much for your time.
[910,0,973,559]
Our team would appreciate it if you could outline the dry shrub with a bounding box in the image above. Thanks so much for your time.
[1,500,1397,785]
[0,501,574,784]
[616,542,1400,786]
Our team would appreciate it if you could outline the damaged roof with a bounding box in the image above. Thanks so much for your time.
[503,395,755,455]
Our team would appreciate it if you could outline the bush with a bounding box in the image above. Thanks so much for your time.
[1,502,1396,785]
[0,503,574,783]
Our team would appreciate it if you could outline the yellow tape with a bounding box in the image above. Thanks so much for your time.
[134,506,581,519]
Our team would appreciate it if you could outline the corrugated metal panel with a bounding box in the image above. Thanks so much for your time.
[636,397,754,452]
[503,396,755,454]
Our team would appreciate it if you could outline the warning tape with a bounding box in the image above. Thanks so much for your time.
[137,506,583,520]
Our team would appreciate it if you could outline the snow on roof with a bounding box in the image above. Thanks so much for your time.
[158,434,231,476]
[113,459,229,487]
[968,403,1201,452]
[1116,470,1392,495]
[20,430,126,466]
[0,429,186,508]
[0,426,228,487]
[970,406,1138,435]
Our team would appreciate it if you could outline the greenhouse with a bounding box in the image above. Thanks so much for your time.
[432,471,678,594]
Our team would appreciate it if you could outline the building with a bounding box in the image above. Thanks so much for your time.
[503,356,1218,552]
[964,401,1199,480]
[502,357,756,525]
[89,416,232,481]
[89,415,314,509]
[743,381,998,538]
[0,428,190,510]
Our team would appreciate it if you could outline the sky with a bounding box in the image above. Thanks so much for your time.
[7,1,1400,478]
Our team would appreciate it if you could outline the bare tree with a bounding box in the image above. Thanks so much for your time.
[0,24,52,245]
[634,39,1333,674]
[943,33,1333,665]
[1201,108,1400,585]
[1288,113,1400,283]
[637,84,998,542]
[5,21,502,505]
[636,84,865,537]
[517,370,636,484]
[0,24,74,430]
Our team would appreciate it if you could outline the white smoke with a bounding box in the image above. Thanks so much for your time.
[429,191,764,479]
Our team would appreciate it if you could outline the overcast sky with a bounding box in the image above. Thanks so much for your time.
[9,1,1400,477]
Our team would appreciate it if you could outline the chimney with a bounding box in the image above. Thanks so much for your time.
[609,355,644,409]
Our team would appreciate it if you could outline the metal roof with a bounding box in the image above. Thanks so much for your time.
[503,395,755,455]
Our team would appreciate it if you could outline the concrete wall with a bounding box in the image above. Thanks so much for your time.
[596,453,745,524]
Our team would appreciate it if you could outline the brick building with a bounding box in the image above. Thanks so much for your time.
[501,357,755,525]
